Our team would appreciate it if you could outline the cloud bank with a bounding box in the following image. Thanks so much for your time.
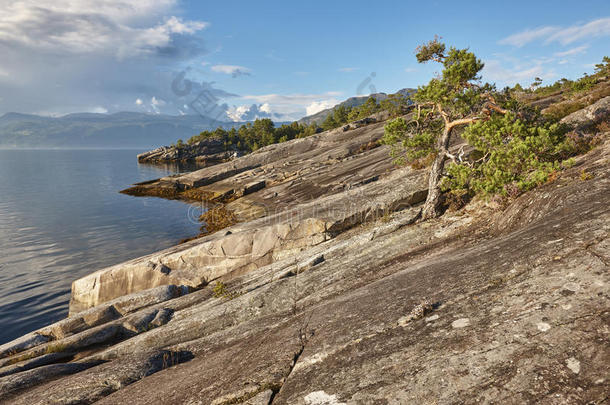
[0,0,210,115]
[499,17,610,47]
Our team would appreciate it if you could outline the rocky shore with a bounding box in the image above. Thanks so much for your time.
[0,98,608,404]
[137,136,245,165]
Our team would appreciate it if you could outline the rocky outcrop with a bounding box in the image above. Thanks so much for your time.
[0,137,608,404]
[560,95,610,129]
[75,115,435,314]
[137,137,244,164]
[123,117,399,214]
[71,166,427,313]
[2,97,609,403]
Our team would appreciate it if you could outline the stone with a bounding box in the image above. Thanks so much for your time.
[244,389,274,405]
[304,390,346,405]
[425,314,440,322]
[137,138,244,164]
[0,352,74,378]
[0,362,101,401]
[40,304,121,339]
[560,96,610,129]
[451,318,470,328]
[70,284,187,317]
[536,322,551,332]
[566,357,581,374]
[4,351,192,404]
[0,333,50,359]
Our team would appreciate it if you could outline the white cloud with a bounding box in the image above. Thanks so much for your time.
[89,106,108,114]
[226,103,275,122]
[499,26,557,47]
[0,0,211,115]
[404,67,416,73]
[236,92,342,121]
[211,64,252,77]
[151,96,165,107]
[338,67,358,72]
[242,92,342,105]
[149,96,167,113]
[499,17,610,47]
[162,16,206,34]
[306,99,338,116]
[483,60,556,86]
[259,103,272,114]
[553,45,589,57]
[0,1,208,58]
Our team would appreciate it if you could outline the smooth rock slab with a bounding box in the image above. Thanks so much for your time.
[561,96,610,129]
[0,352,74,378]
[451,318,470,328]
[0,362,101,401]
[0,334,50,360]
[5,350,193,405]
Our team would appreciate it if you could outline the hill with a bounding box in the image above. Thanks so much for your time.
[297,88,414,125]
[0,112,240,149]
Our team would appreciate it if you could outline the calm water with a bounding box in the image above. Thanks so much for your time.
[0,150,203,344]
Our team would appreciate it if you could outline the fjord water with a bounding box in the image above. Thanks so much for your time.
[0,149,202,344]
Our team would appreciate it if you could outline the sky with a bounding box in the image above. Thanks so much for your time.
[0,0,609,121]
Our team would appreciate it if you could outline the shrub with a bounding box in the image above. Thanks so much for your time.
[212,281,243,300]
[439,113,576,196]
[199,205,238,235]
[572,74,596,93]
[382,116,437,165]
[544,100,586,121]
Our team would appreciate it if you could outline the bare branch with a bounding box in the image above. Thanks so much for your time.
[437,103,450,125]
[483,102,508,115]
[447,117,480,130]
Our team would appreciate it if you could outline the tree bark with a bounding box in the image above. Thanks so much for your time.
[421,125,452,219]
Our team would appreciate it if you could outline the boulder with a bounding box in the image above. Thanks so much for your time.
[137,138,244,164]
[560,96,610,129]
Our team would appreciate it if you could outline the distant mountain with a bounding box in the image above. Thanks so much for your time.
[298,88,415,125]
[0,112,242,149]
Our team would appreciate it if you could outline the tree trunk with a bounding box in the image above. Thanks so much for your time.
[421,126,452,219]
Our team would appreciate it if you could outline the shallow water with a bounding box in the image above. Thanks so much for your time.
[0,149,203,344]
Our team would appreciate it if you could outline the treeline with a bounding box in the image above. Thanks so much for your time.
[515,56,610,121]
[179,93,411,153]
[183,119,319,151]
[318,93,411,131]
[511,56,610,97]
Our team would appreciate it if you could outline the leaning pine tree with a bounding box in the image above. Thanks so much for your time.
[384,38,576,219]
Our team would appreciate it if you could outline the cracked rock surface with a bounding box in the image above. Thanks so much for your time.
[0,121,608,403]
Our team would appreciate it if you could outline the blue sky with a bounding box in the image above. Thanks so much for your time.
[0,0,608,120]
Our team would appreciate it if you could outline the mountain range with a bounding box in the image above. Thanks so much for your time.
[0,112,240,149]
[0,90,413,148]
[297,88,414,125]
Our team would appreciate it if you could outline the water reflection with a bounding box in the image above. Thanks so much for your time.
[0,150,202,344]
[136,160,207,174]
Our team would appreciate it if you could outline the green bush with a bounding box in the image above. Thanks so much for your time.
[186,119,319,153]
[439,113,575,196]
[382,117,436,164]
[572,74,596,93]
